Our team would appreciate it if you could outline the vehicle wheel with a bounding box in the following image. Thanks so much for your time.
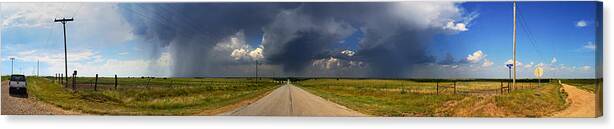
[9,88,15,95]
[22,89,28,97]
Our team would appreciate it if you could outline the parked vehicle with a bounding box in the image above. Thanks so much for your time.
[9,74,27,96]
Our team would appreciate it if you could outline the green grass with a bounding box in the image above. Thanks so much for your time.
[1,75,8,81]
[28,77,279,115]
[492,82,567,117]
[561,79,599,92]
[295,79,567,117]
[296,79,464,116]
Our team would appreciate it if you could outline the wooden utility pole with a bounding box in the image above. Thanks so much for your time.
[36,60,39,76]
[54,18,74,88]
[255,61,259,81]
[10,58,14,75]
[512,1,518,90]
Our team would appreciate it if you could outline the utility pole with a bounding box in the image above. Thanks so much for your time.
[10,58,14,75]
[512,1,518,89]
[54,18,74,87]
[255,61,260,81]
[37,59,39,77]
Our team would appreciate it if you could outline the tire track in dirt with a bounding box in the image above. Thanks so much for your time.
[552,83,596,117]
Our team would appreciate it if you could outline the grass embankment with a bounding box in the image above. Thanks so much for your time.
[561,79,598,92]
[28,77,279,115]
[296,79,464,116]
[442,82,567,117]
[296,79,566,117]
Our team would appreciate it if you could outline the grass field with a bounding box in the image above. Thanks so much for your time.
[296,79,566,117]
[26,77,280,115]
[561,79,600,92]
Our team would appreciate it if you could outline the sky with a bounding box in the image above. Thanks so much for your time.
[0,1,602,79]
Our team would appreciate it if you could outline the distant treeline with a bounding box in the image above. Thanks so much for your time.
[33,75,599,83]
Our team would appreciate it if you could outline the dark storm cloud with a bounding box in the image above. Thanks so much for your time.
[118,3,286,76]
[438,53,463,65]
[119,2,469,77]
[261,6,355,73]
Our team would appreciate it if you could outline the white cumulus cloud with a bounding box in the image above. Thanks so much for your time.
[215,31,265,61]
[340,50,355,57]
[312,57,364,70]
[248,47,264,60]
[583,41,596,50]
[443,20,468,32]
[466,50,485,63]
[581,65,592,71]
[576,20,588,27]
[524,62,534,68]
[551,57,558,64]
[392,2,478,32]
[505,59,523,66]
[481,59,493,67]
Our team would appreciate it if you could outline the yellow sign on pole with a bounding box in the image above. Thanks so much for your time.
[534,67,544,87]
[534,67,544,78]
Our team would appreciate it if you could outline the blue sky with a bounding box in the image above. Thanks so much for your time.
[424,1,599,78]
[1,2,601,78]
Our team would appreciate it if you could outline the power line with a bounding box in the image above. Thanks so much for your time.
[120,5,210,39]
[519,13,542,58]
[517,6,546,64]
[135,4,214,37]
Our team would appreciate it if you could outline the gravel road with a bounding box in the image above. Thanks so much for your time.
[1,81,79,115]
[553,83,596,117]
[221,84,366,116]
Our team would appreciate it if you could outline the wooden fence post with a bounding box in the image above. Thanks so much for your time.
[507,82,514,93]
[72,71,77,91]
[94,74,98,91]
[61,74,65,87]
[114,75,118,90]
[500,81,503,94]
[436,81,439,95]
[146,78,151,89]
[453,81,457,94]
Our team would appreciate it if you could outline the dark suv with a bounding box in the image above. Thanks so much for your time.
[8,74,27,96]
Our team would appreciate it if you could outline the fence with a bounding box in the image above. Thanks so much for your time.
[313,79,544,96]
[48,73,286,92]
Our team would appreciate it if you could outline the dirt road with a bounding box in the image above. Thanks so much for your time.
[553,83,596,117]
[1,81,79,115]
[221,84,366,116]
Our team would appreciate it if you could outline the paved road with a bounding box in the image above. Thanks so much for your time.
[553,83,596,117]
[221,84,366,116]
[1,81,79,115]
